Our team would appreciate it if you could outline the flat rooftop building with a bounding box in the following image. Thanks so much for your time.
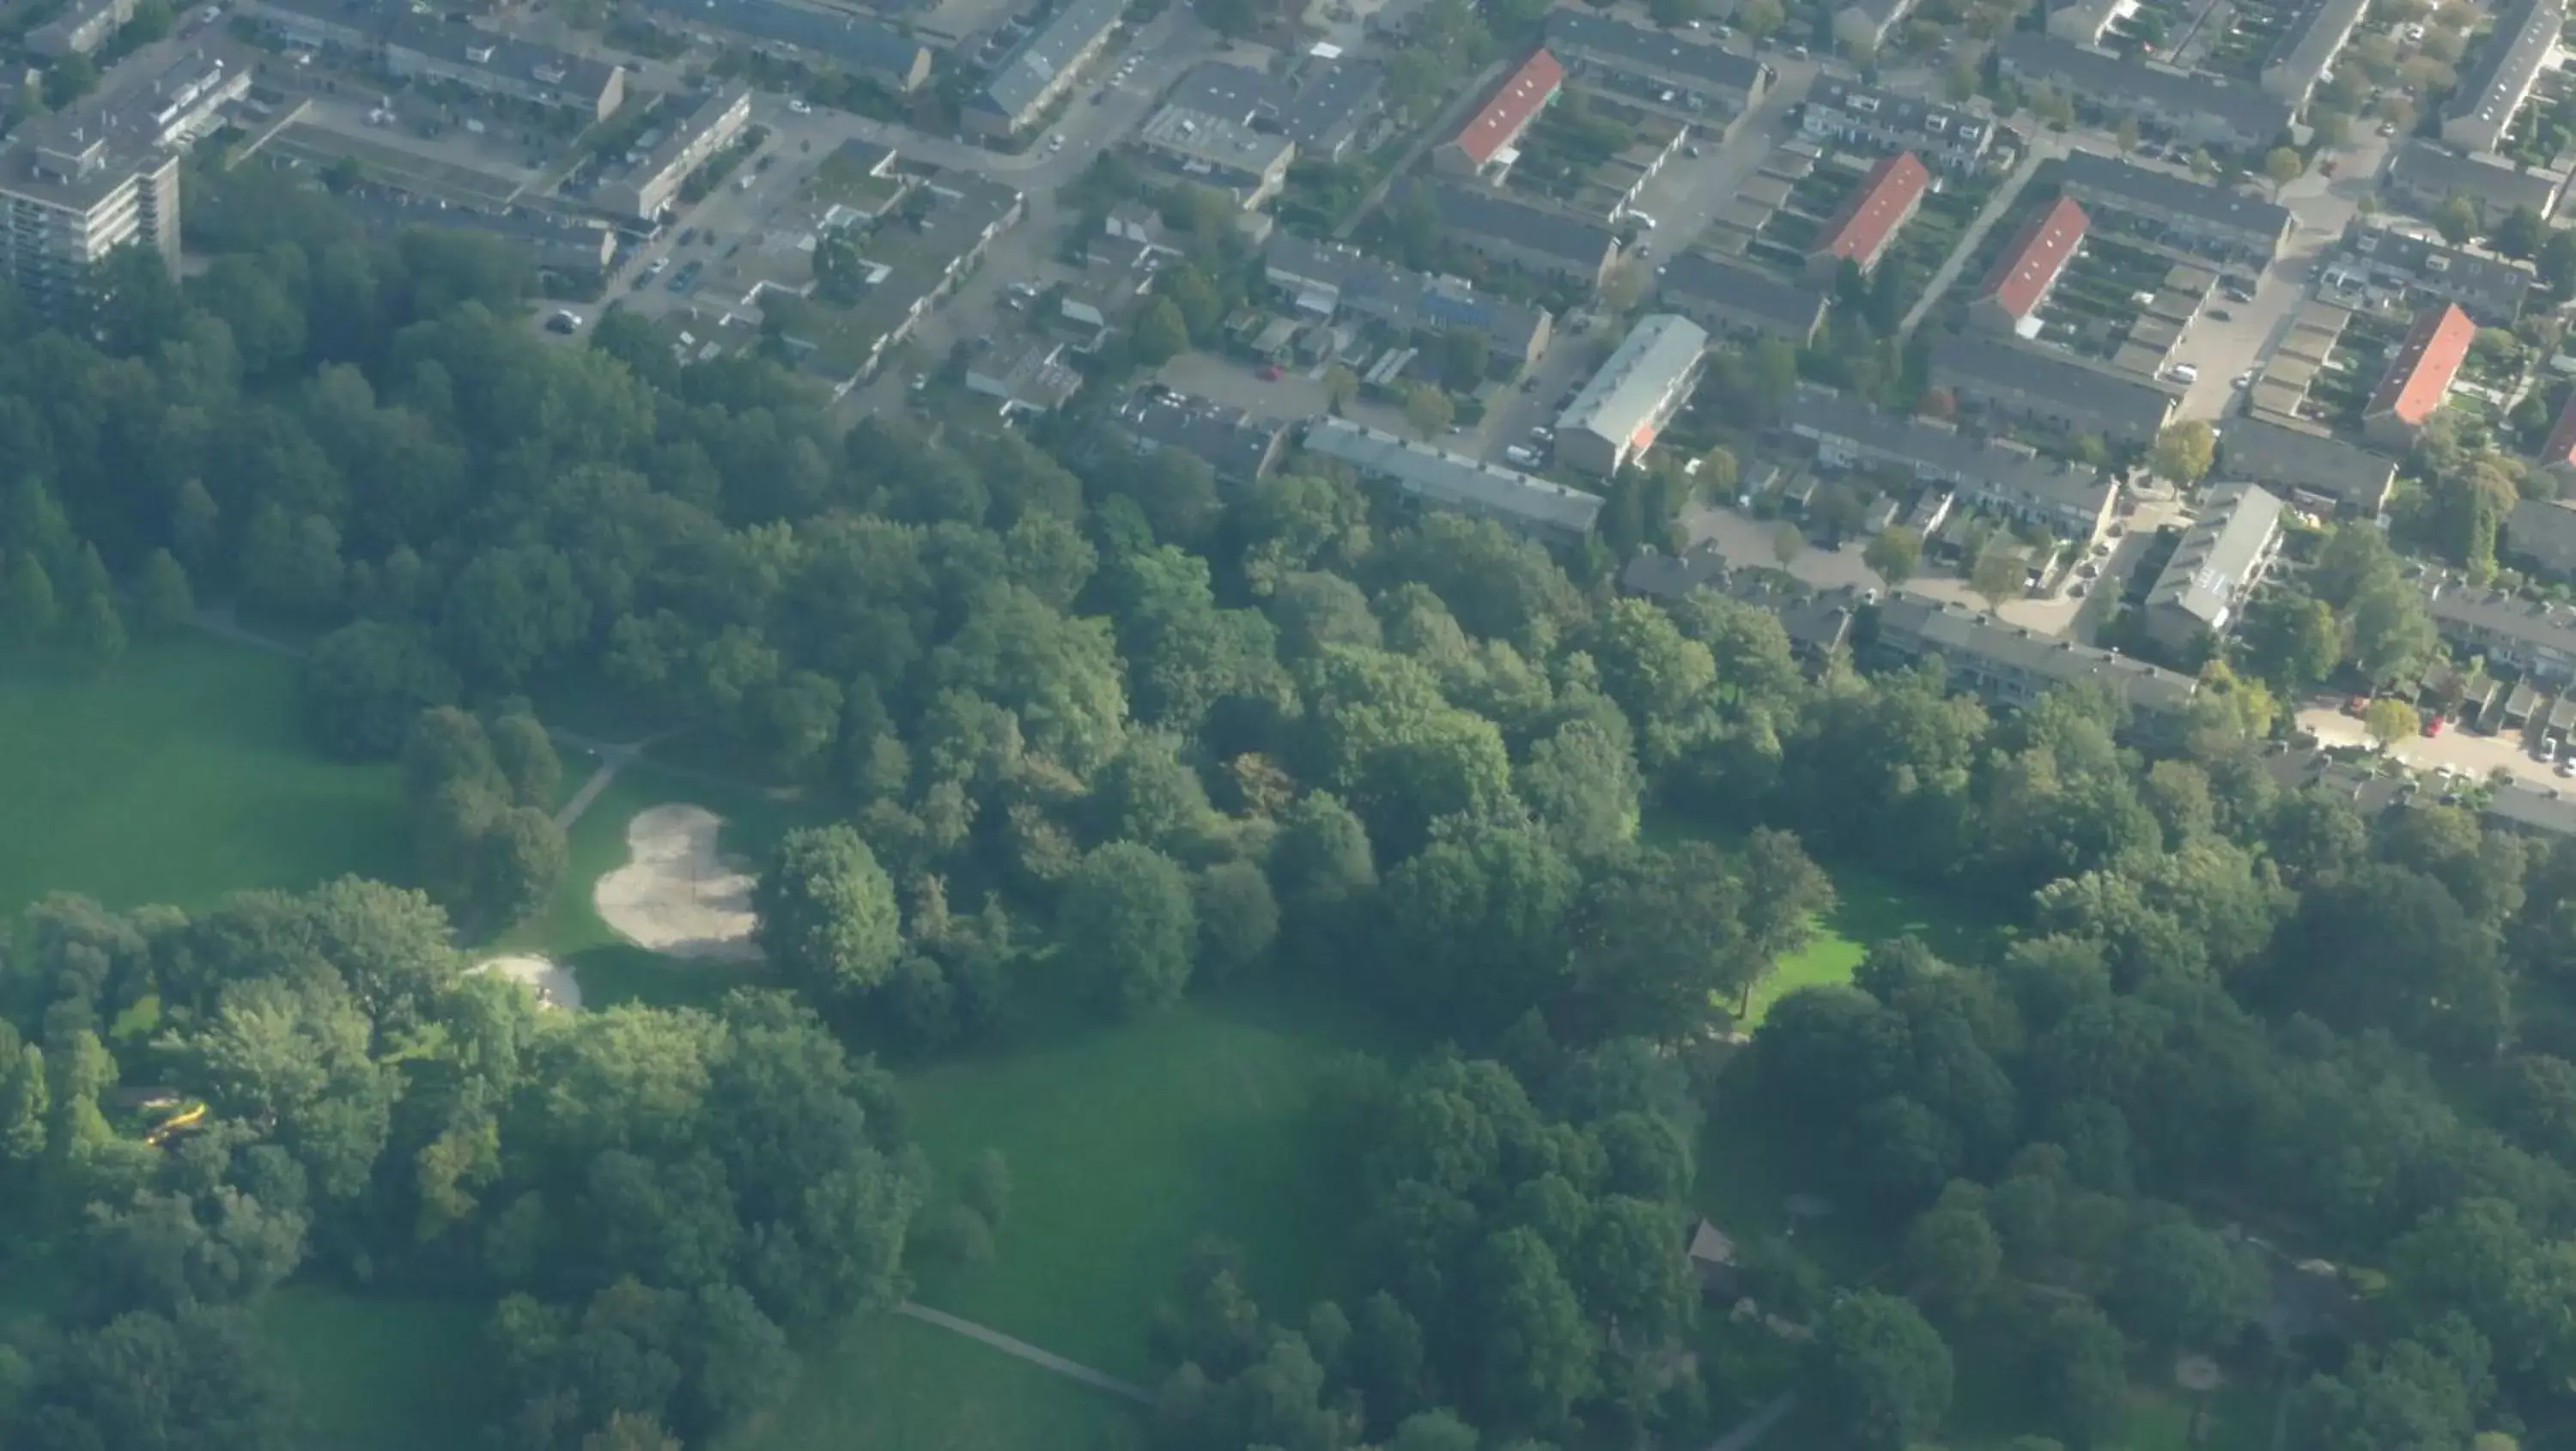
[1132,104,1296,208]
[1555,313,1708,474]
[2443,0,2565,154]
[1304,417,1604,547]
[0,52,246,316]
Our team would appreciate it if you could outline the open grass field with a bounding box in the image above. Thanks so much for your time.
[258,1287,495,1451]
[0,640,407,921]
[902,982,1405,1381]
[1643,809,1999,1028]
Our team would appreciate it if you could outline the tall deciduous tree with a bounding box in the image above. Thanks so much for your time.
[1807,1290,1954,1451]
[1060,841,1199,1015]
[753,826,904,1002]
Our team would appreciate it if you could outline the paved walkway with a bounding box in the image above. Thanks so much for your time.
[1706,1391,1798,1451]
[896,1302,1154,1405]
[1898,141,2048,341]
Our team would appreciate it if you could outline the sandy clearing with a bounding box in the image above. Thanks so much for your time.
[592,804,763,962]
[474,955,583,1011]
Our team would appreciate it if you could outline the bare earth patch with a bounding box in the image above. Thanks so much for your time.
[592,804,763,962]
[474,955,583,1011]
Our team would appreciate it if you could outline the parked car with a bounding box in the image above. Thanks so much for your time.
[544,310,581,335]
[2423,713,2446,737]
[1259,363,1284,380]
[1504,445,1540,465]
[2208,307,2233,321]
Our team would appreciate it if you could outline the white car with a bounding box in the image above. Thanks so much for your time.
[1504,445,1540,465]
[1628,211,1658,229]
[2167,363,2200,384]
[787,99,811,115]
[2233,370,2254,389]
[1048,133,1066,152]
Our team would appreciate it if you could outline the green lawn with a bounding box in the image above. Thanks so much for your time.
[0,640,407,921]
[1644,808,1997,1027]
[258,1286,496,1451]
[901,984,1402,1381]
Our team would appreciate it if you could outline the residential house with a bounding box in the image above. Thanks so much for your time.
[2362,301,2474,449]
[598,85,751,221]
[1973,195,2087,335]
[2258,0,2367,108]
[1656,251,1826,345]
[1435,48,1564,179]
[966,341,1083,414]
[2056,149,2292,264]
[1556,313,1708,474]
[1929,333,2177,445]
[1997,33,2293,151]
[1801,79,1992,173]
[2441,0,2564,154]
[1619,546,1864,661]
[1875,596,2201,715]
[1783,387,2121,542]
[1131,103,1296,208]
[1163,56,1387,162]
[1806,150,1928,282]
[2506,497,2576,576]
[2424,580,2576,683]
[634,0,934,93]
[2337,221,2535,324]
[27,0,134,58]
[1543,9,1771,124]
[2386,138,2565,223]
[968,0,1125,137]
[1686,1219,1740,1297]
[2142,482,2285,650]
[1113,391,1290,488]
[1267,234,1554,371]
[1428,182,1622,290]
[1303,417,1605,549]
[382,18,628,120]
[342,186,617,289]
[2215,415,2397,516]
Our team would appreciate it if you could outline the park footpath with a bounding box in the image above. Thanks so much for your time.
[185,604,1169,1403]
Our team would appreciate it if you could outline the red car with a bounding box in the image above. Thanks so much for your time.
[2423,713,2445,737]
[1259,364,1284,381]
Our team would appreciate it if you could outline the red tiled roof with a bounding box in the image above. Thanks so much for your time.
[1976,196,2087,320]
[2544,386,2576,466]
[1812,151,1929,271]
[2366,302,2475,426]
[1450,49,1564,166]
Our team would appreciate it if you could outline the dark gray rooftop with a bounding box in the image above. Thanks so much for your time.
[1429,182,1618,268]
[385,15,622,99]
[2145,482,2282,625]
[2215,415,2396,509]
[1656,251,1826,331]
[1544,9,1765,95]
[2057,149,2291,238]
[636,0,931,78]
[1782,388,2113,516]
[1878,595,2201,713]
[1999,32,2293,141]
[2445,0,2564,131]
[2260,0,2366,90]
[1930,333,2176,436]
[979,0,1125,120]
[1807,77,1990,151]
[1268,233,1551,355]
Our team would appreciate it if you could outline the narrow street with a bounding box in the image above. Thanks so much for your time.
[1899,141,2048,340]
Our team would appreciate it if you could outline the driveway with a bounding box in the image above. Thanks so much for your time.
[2298,703,2574,790]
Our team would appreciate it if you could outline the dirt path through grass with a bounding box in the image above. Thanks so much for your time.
[896,1303,1152,1405]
